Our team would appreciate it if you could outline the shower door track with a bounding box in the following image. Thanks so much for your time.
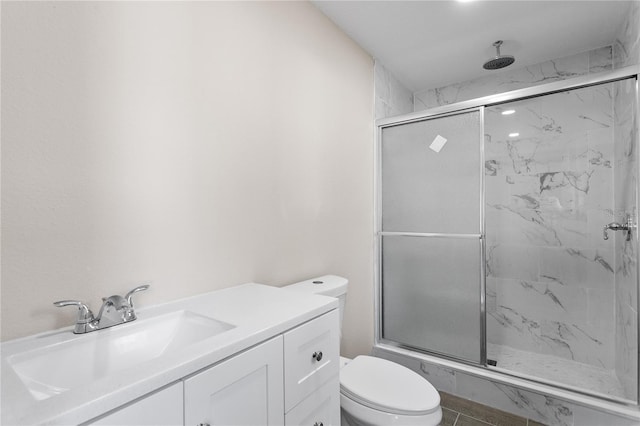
[376,64,640,128]
[379,232,481,239]
[374,63,640,413]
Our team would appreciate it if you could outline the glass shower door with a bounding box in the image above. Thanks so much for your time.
[380,109,484,364]
[484,78,638,403]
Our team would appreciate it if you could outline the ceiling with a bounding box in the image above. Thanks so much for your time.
[311,1,632,92]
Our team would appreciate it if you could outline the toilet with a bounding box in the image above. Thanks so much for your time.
[285,275,442,426]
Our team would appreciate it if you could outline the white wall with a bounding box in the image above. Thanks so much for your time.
[1,1,374,357]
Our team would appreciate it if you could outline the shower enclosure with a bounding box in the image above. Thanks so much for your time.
[376,67,639,405]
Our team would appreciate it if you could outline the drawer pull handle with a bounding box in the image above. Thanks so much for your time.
[313,422,324,426]
[312,351,323,362]
[197,424,210,426]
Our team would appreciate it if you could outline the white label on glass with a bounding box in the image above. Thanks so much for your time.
[429,135,448,153]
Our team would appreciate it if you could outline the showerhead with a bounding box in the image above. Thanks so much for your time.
[483,40,515,70]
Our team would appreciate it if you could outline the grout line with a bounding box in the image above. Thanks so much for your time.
[457,413,495,426]
[453,412,460,426]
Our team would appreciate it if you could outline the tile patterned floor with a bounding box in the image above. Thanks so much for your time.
[440,392,547,426]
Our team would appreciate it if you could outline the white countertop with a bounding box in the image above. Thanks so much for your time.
[1,283,338,425]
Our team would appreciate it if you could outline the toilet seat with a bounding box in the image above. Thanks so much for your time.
[339,355,440,416]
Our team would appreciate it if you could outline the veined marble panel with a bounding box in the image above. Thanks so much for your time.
[488,303,614,368]
[613,72,638,400]
[614,79,635,126]
[616,235,638,309]
[486,245,539,281]
[538,247,614,288]
[531,86,613,134]
[374,60,413,120]
[615,301,638,400]
[454,373,574,426]
[414,47,612,111]
[485,204,584,248]
[486,89,612,146]
[485,175,596,248]
[572,406,640,426]
[487,303,542,353]
[614,1,640,69]
[418,360,457,394]
[484,131,612,180]
[373,347,640,426]
[485,135,591,177]
[490,277,589,324]
[588,46,614,74]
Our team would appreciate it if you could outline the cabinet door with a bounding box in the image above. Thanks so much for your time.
[283,310,339,412]
[184,336,284,426]
[86,382,183,426]
[285,376,339,426]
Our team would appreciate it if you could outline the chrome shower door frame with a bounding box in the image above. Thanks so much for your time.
[373,64,640,404]
[376,106,486,365]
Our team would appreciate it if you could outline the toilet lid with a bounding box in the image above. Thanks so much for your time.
[340,356,440,416]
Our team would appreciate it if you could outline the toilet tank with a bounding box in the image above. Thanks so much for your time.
[284,275,348,334]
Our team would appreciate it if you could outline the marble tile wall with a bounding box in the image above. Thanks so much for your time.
[414,46,613,111]
[613,1,640,69]
[613,77,638,400]
[484,83,617,371]
[374,60,413,120]
[373,347,640,426]
[613,0,640,402]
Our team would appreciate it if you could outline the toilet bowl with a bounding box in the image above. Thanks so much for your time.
[340,355,441,426]
[285,276,442,426]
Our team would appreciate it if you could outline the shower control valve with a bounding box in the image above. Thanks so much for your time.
[603,214,636,241]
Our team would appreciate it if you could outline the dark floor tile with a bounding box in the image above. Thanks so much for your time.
[455,414,494,426]
[440,407,458,426]
[440,392,527,426]
[527,420,548,426]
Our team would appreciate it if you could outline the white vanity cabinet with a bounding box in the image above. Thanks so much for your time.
[184,336,284,426]
[86,383,183,426]
[84,309,339,426]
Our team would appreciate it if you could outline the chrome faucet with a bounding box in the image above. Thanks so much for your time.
[54,284,150,334]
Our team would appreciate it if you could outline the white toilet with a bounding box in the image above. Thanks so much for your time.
[285,275,442,426]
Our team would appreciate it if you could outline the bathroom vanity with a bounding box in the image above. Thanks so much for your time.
[1,284,340,425]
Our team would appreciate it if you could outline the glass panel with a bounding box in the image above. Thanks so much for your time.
[382,235,482,363]
[485,78,637,403]
[613,77,638,403]
[381,110,481,234]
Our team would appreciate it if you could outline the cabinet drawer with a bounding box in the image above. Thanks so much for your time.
[285,376,340,426]
[284,309,339,412]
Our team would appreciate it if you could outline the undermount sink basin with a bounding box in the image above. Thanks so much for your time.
[7,310,235,401]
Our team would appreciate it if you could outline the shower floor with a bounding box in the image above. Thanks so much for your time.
[487,344,629,401]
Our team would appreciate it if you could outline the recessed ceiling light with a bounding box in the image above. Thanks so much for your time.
[501,109,516,115]
[509,132,520,138]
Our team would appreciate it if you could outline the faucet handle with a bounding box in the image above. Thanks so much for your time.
[53,300,95,325]
[125,284,150,308]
